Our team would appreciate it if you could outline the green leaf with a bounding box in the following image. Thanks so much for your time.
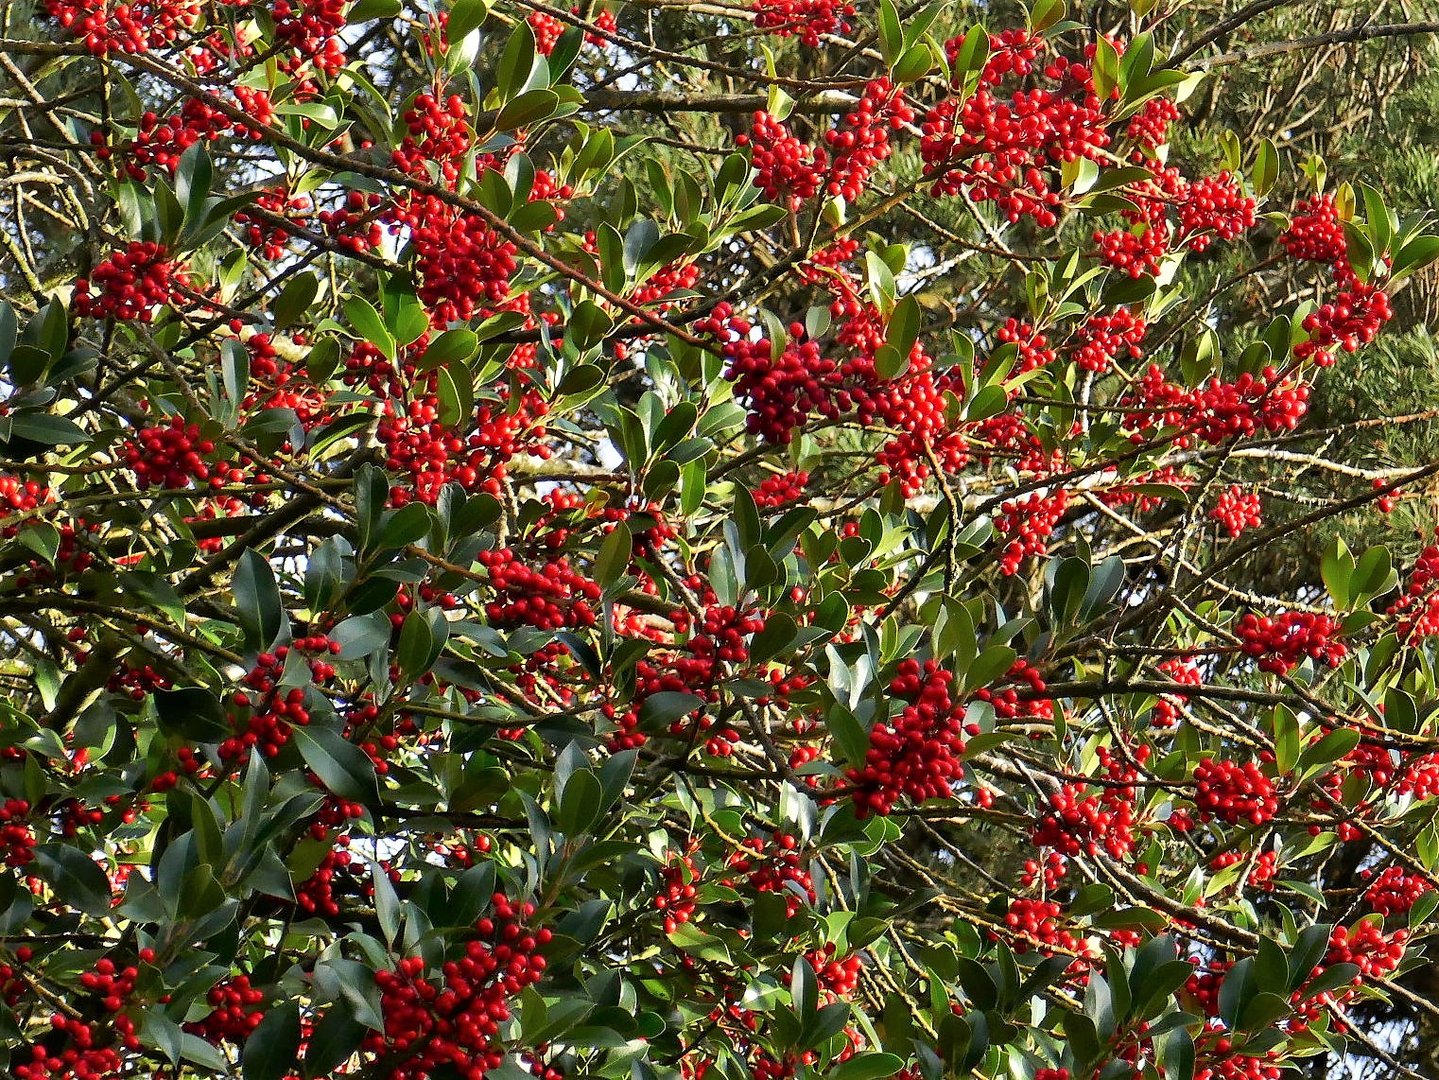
[243,1001,302,1080]
[1253,138,1279,198]
[594,521,632,589]
[221,337,250,411]
[9,411,86,446]
[495,89,560,131]
[175,143,213,229]
[293,726,379,804]
[887,294,921,357]
[17,522,60,566]
[497,21,539,102]
[878,0,903,65]
[1394,234,1439,279]
[1298,727,1361,773]
[420,329,480,376]
[952,26,989,86]
[0,301,16,369]
[436,362,474,427]
[1350,545,1396,602]
[640,691,705,726]
[893,42,933,83]
[234,549,284,653]
[304,1009,366,1078]
[1271,706,1300,775]
[557,768,603,835]
[344,296,395,361]
[1160,1026,1194,1080]
[154,687,232,742]
[1028,0,1065,33]
[1092,36,1121,100]
[31,845,111,916]
[1320,536,1354,608]
[347,0,400,20]
[447,0,489,42]
[791,955,818,1020]
[275,273,320,330]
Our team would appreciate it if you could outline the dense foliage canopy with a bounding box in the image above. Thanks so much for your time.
[6,0,1439,1078]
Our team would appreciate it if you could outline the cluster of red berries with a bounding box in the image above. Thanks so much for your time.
[630,256,701,308]
[235,187,314,260]
[655,850,699,933]
[726,330,837,444]
[739,114,827,209]
[1209,848,1278,890]
[754,470,810,507]
[877,428,970,497]
[1021,851,1068,890]
[1323,921,1407,979]
[221,651,318,761]
[365,894,550,1080]
[688,604,766,664]
[921,33,1110,226]
[809,944,862,998]
[739,82,908,208]
[1125,96,1182,149]
[1095,166,1255,274]
[1191,370,1310,445]
[376,390,549,504]
[823,79,912,202]
[0,799,35,867]
[751,0,855,46]
[1236,611,1347,675]
[1002,897,1087,955]
[1151,657,1201,728]
[0,476,47,538]
[1068,309,1146,373]
[847,659,971,817]
[16,1014,133,1080]
[1281,193,1348,266]
[273,0,348,78]
[1094,223,1168,279]
[184,975,268,1045]
[1295,278,1393,367]
[74,242,190,322]
[79,955,140,1014]
[115,101,231,178]
[123,415,234,490]
[1177,172,1257,252]
[477,549,602,630]
[1033,782,1134,859]
[1194,1046,1283,1080]
[974,658,1054,729]
[393,93,472,183]
[996,490,1069,574]
[294,838,358,917]
[1328,741,1439,809]
[1388,538,1439,640]
[1032,750,1143,860]
[53,797,105,837]
[1192,757,1280,825]
[317,190,386,254]
[996,318,1058,375]
[724,833,815,916]
[1211,485,1263,538]
[0,950,29,1008]
[529,6,616,54]
[394,200,518,325]
[46,0,199,54]
[1362,864,1432,916]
